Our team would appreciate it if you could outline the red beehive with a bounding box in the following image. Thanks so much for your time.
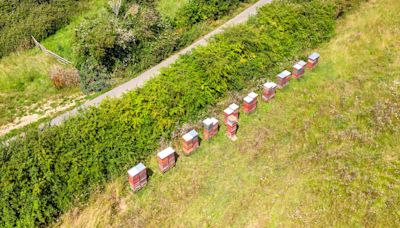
[157,147,176,173]
[307,52,320,69]
[182,130,199,155]
[203,117,219,141]
[229,103,239,118]
[226,115,238,140]
[224,107,234,124]
[292,60,307,79]
[263,82,278,101]
[277,70,291,89]
[243,92,258,113]
[128,163,147,192]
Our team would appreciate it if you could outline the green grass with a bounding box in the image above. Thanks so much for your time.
[57,0,400,226]
[157,0,190,20]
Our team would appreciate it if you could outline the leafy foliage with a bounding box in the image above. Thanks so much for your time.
[0,0,84,58]
[0,0,361,227]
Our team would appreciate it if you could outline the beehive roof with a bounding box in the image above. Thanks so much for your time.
[308,52,320,60]
[244,96,253,103]
[210,117,218,125]
[157,147,175,159]
[203,118,213,126]
[298,60,307,66]
[293,63,303,70]
[263,82,277,89]
[229,103,239,111]
[224,107,234,115]
[277,70,291,79]
[128,163,146,177]
[182,132,193,142]
[189,129,198,138]
[248,92,258,99]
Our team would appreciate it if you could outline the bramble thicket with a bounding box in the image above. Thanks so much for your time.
[75,0,251,92]
[0,0,363,227]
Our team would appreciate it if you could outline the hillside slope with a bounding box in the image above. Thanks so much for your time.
[57,0,400,226]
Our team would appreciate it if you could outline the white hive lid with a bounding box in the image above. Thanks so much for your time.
[293,63,302,70]
[210,117,218,125]
[188,129,198,138]
[263,82,277,89]
[298,60,307,66]
[203,118,213,126]
[277,70,291,79]
[157,147,175,159]
[248,92,258,99]
[182,132,193,142]
[308,52,320,60]
[229,103,239,111]
[128,163,146,177]
[224,107,234,115]
[243,96,253,103]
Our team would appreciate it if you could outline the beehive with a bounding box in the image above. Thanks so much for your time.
[292,60,306,79]
[307,52,320,69]
[203,117,219,140]
[128,163,147,191]
[226,115,238,140]
[157,147,176,173]
[224,107,234,124]
[243,92,258,113]
[277,70,291,88]
[229,103,240,118]
[263,82,278,101]
[182,130,199,155]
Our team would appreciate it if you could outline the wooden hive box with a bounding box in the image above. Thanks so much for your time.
[229,103,240,118]
[224,107,234,124]
[182,130,199,155]
[226,115,238,137]
[157,147,176,173]
[292,60,306,79]
[203,118,219,140]
[277,70,291,88]
[307,52,320,69]
[128,163,147,192]
[263,82,278,101]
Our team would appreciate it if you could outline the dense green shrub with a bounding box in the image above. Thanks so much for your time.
[0,0,83,58]
[75,0,250,92]
[0,0,360,226]
[175,0,248,27]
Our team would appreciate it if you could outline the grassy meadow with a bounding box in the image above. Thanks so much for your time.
[56,0,400,226]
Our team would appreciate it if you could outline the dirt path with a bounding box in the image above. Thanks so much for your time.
[49,0,272,126]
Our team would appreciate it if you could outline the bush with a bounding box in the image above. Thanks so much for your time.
[50,66,80,89]
[0,1,361,226]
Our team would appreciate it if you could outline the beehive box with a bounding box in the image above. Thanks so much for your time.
[263,82,278,101]
[182,130,199,155]
[226,115,238,139]
[229,103,240,118]
[224,107,234,124]
[277,70,291,88]
[307,52,320,69]
[292,60,306,79]
[157,147,176,173]
[128,163,147,191]
[243,92,258,113]
[203,117,219,140]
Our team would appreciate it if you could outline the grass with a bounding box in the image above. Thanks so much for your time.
[0,0,106,127]
[56,0,400,226]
